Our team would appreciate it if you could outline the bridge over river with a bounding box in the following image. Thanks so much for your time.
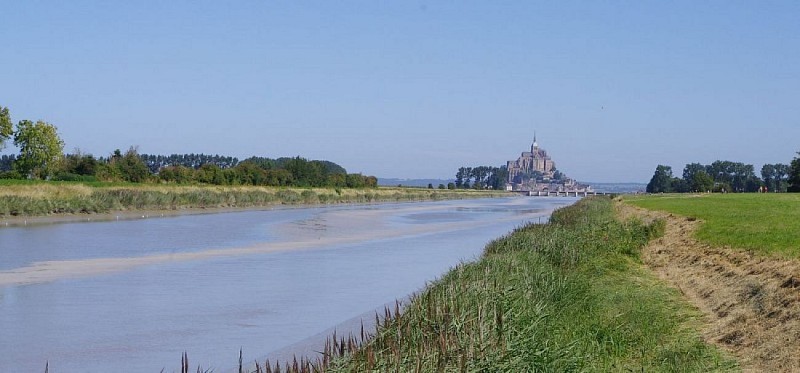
[512,190,609,197]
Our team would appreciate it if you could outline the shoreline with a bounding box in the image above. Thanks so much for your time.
[0,188,513,228]
[0,203,344,228]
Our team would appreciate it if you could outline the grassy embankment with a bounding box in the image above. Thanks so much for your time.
[0,180,506,218]
[247,197,736,372]
[625,193,800,257]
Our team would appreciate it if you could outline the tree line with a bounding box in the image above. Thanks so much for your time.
[0,105,377,188]
[455,166,509,190]
[647,157,800,193]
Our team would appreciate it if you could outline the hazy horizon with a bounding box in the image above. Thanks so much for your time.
[3,2,798,183]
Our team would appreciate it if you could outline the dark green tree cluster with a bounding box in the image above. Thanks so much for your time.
[648,158,799,193]
[455,166,509,190]
[0,155,16,173]
[789,153,800,193]
[45,148,377,188]
[761,163,791,193]
[156,156,375,188]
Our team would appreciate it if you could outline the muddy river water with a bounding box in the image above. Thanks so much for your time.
[0,197,575,372]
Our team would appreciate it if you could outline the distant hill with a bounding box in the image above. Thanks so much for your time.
[379,178,454,188]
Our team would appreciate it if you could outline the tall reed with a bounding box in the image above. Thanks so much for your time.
[0,183,506,218]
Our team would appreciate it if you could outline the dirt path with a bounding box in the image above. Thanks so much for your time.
[617,201,800,372]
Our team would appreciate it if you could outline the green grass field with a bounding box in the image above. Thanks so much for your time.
[260,197,735,372]
[625,194,800,257]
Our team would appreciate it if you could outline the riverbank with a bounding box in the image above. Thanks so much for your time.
[0,181,507,224]
[247,197,735,372]
[621,194,800,371]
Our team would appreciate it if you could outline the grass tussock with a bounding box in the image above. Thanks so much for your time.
[201,197,735,373]
[0,180,506,217]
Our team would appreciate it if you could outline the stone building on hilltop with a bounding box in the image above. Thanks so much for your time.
[506,135,592,193]
[506,134,555,183]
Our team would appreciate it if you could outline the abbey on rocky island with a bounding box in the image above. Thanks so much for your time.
[505,135,592,193]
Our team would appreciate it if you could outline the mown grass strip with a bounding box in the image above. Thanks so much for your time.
[247,197,735,372]
[625,194,800,257]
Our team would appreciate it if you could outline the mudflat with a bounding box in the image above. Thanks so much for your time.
[0,202,538,287]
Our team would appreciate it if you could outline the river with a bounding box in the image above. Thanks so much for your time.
[0,197,575,372]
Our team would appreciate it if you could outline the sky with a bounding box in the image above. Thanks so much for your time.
[2,1,799,183]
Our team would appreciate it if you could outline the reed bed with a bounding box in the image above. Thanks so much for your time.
[0,182,505,217]
[174,197,734,372]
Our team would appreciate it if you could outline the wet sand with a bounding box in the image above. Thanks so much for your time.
[0,203,532,287]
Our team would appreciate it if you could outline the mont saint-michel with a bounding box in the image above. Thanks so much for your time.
[506,135,593,193]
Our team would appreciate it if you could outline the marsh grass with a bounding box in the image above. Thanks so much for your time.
[625,193,800,257]
[189,197,735,373]
[0,181,505,217]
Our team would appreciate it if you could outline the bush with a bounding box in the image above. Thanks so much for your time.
[52,172,98,182]
[0,170,24,179]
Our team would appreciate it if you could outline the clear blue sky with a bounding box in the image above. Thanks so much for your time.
[2,1,798,183]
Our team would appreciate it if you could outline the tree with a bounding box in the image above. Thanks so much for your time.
[159,165,194,184]
[761,163,776,191]
[345,173,366,188]
[113,147,151,182]
[789,153,800,193]
[63,149,97,174]
[762,163,790,192]
[264,169,294,186]
[284,156,325,187]
[487,166,509,190]
[705,160,761,192]
[13,120,65,179]
[774,164,790,192]
[195,163,225,185]
[691,171,714,192]
[0,106,12,150]
[427,183,434,189]
[447,182,455,190]
[455,167,469,188]
[682,163,706,183]
[671,177,690,193]
[0,154,16,172]
[646,165,673,193]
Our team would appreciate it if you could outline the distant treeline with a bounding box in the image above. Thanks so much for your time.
[647,156,800,193]
[454,166,508,190]
[0,104,377,188]
[40,148,376,188]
